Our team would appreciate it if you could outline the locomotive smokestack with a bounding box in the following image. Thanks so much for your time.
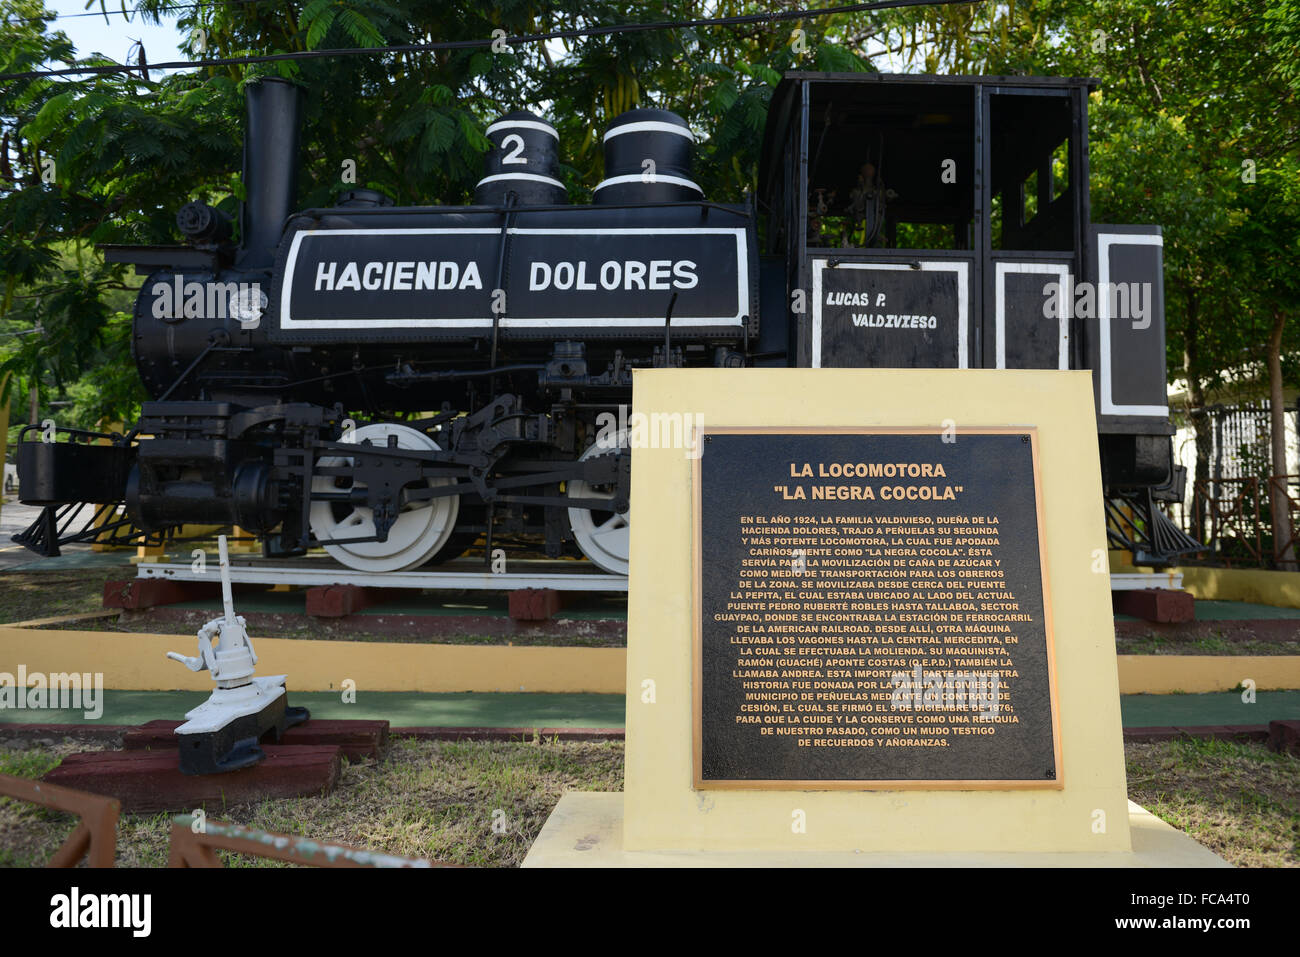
[594,108,702,204]
[474,110,568,206]
[237,77,303,268]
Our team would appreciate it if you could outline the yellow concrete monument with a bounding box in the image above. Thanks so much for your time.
[524,368,1226,866]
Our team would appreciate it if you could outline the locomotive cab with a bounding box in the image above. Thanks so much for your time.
[757,74,1197,564]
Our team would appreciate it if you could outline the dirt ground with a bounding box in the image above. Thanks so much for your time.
[1116,630,1300,656]
[0,568,627,646]
[0,571,113,625]
[7,566,1300,652]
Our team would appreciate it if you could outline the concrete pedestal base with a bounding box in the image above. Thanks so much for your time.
[522,793,1230,868]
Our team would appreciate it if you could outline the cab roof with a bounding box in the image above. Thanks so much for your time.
[758,72,1098,201]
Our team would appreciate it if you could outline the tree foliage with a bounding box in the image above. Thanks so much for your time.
[1,0,1297,442]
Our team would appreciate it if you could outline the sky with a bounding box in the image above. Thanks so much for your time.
[37,5,586,79]
[30,5,911,85]
[43,1,187,73]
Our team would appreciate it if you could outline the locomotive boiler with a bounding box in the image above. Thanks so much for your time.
[15,72,1199,573]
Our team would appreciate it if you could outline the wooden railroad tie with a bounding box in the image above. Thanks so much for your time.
[44,746,344,814]
[122,718,390,761]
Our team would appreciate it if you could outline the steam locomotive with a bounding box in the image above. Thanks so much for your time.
[15,72,1199,574]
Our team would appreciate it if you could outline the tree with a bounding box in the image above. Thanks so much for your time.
[1220,159,1300,565]
[1,0,884,435]
[4,0,1297,563]
[1003,0,1300,555]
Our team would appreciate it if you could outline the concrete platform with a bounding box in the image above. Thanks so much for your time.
[522,793,1231,867]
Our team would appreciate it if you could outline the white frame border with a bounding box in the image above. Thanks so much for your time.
[1097,232,1168,417]
[994,261,1070,371]
[811,259,969,369]
[280,226,749,330]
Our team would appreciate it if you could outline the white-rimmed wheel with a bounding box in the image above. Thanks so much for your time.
[309,423,459,573]
[566,430,630,576]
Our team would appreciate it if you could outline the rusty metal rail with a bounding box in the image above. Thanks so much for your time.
[1187,474,1300,566]
[0,773,120,867]
[167,814,455,868]
[1189,476,1264,565]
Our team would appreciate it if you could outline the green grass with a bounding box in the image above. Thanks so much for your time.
[0,746,79,866]
[2,736,1296,867]
[0,749,61,779]
[1126,737,1300,867]
[0,737,623,867]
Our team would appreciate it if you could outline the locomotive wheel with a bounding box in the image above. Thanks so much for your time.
[566,430,630,576]
[421,505,485,565]
[308,423,459,573]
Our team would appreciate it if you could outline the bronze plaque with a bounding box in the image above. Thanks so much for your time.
[693,428,1062,789]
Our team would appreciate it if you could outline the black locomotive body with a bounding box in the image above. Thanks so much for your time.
[15,72,1196,573]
